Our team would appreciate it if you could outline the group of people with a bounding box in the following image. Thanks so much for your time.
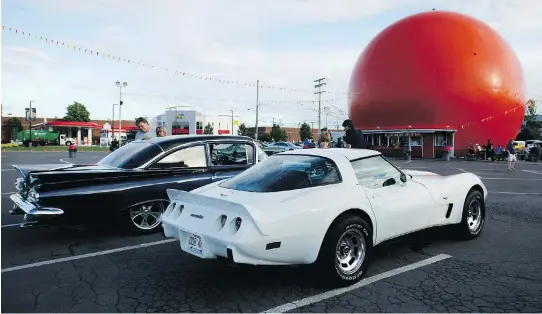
[468,139,519,170]
[134,117,167,140]
[317,119,368,149]
[134,117,369,151]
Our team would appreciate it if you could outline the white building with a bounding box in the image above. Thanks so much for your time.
[156,107,241,136]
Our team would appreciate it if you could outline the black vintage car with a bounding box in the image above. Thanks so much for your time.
[10,135,267,234]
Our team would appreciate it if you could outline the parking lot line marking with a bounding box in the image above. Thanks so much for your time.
[456,168,468,173]
[261,254,452,313]
[1,239,176,273]
[1,169,15,171]
[480,177,542,181]
[522,169,542,175]
[59,158,73,164]
[1,192,15,195]
[490,191,542,196]
[1,223,21,228]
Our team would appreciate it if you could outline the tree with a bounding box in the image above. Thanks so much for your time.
[7,117,23,130]
[516,99,542,140]
[259,132,272,142]
[299,122,313,141]
[204,122,214,134]
[270,124,288,142]
[237,123,247,136]
[63,101,91,122]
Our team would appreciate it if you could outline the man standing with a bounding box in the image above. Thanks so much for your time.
[134,117,155,140]
[506,139,517,170]
[342,119,367,149]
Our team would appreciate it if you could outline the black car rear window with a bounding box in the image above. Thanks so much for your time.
[97,141,163,169]
[220,154,341,192]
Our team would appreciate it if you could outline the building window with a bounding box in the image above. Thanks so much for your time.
[435,133,446,146]
[196,121,203,130]
[410,136,422,146]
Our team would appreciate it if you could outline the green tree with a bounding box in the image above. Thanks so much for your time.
[516,99,542,140]
[299,122,313,141]
[259,132,272,142]
[270,124,288,142]
[63,101,91,122]
[204,122,214,134]
[7,117,23,130]
[237,123,247,136]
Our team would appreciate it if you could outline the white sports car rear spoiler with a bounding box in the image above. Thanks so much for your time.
[165,188,268,235]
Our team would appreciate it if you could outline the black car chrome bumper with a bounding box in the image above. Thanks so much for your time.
[10,193,64,216]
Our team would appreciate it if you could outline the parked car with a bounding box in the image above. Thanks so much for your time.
[162,148,487,286]
[9,135,267,234]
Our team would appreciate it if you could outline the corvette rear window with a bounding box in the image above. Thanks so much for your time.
[220,155,341,192]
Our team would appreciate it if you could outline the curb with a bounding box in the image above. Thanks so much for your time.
[2,148,109,153]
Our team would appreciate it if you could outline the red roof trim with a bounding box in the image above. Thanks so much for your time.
[46,121,99,128]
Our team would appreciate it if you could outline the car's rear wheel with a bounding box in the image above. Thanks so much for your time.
[455,189,486,240]
[317,215,373,286]
[124,201,168,235]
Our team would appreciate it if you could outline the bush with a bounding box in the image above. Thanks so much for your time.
[1,143,19,148]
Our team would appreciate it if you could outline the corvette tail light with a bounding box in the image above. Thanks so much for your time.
[235,217,242,231]
[220,215,227,228]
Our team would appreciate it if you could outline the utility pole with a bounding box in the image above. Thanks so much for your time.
[314,78,326,137]
[254,79,260,140]
[115,81,127,145]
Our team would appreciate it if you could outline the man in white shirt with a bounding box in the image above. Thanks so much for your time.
[134,117,155,140]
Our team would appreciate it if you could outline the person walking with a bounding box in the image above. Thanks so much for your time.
[506,139,517,170]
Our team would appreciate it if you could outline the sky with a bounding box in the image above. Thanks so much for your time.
[1,0,542,128]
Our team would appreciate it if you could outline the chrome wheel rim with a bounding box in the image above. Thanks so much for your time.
[130,201,166,230]
[335,229,366,275]
[467,196,483,232]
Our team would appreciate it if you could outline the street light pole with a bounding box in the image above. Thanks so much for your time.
[28,100,35,143]
[112,104,118,143]
[115,81,127,145]
[255,79,260,140]
[230,110,234,135]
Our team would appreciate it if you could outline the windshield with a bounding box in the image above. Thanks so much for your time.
[220,154,341,192]
[97,141,163,169]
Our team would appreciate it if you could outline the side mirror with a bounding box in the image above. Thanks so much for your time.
[400,173,408,183]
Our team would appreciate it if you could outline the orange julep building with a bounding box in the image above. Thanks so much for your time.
[348,10,525,158]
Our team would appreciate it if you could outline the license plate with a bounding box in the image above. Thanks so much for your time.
[187,233,203,257]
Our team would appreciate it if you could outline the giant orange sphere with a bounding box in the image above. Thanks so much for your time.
[348,10,526,149]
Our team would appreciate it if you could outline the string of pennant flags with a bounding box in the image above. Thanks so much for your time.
[2,25,354,95]
[123,92,338,104]
[3,25,534,125]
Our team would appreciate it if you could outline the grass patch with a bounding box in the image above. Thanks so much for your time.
[2,145,109,152]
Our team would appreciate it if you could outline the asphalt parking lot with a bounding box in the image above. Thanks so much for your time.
[1,152,541,313]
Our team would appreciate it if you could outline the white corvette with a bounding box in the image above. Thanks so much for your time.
[162,148,487,285]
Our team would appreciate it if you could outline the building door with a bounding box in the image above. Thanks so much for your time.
[423,134,434,158]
